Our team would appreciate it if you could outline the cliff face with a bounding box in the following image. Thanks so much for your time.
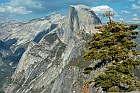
[0,14,63,92]
[3,5,101,93]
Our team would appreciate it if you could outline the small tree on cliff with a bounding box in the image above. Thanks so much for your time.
[83,21,140,92]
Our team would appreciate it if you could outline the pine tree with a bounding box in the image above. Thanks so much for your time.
[83,22,140,92]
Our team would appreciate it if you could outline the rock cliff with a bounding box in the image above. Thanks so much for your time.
[3,5,101,93]
[0,13,63,92]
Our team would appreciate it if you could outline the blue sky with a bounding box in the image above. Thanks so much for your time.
[0,0,140,24]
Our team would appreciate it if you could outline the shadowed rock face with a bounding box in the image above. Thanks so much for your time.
[0,13,63,92]
[0,38,25,92]
[3,5,101,93]
[0,13,63,65]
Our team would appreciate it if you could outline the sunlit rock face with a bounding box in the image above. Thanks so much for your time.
[3,5,101,93]
[0,13,63,66]
[0,13,63,92]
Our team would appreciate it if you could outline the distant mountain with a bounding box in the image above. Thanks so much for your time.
[0,13,64,92]
[2,4,140,93]
[1,5,101,93]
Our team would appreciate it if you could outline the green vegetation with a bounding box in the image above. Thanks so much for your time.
[83,22,140,92]
[44,33,58,44]
[69,55,93,69]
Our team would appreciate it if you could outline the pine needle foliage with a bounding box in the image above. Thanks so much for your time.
[83,22,140,92]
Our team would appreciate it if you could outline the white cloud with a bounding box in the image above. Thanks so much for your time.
[91,5,114,15]
[127,20,140,24]
[119,18,124,21]
[0,0,38,15]
[132,14,137,17]
[0,0,97,15]
[9,0,42,9]
[131,17,139,21]
[127,14,140,24]
[0,6,32,14]
[121,10,130,14]
[131,4,140,11]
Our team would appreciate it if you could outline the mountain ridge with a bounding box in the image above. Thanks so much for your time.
[1,4,140,93]
[1,4,101,93]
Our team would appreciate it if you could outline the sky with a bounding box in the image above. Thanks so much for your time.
[0,0,140,24]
